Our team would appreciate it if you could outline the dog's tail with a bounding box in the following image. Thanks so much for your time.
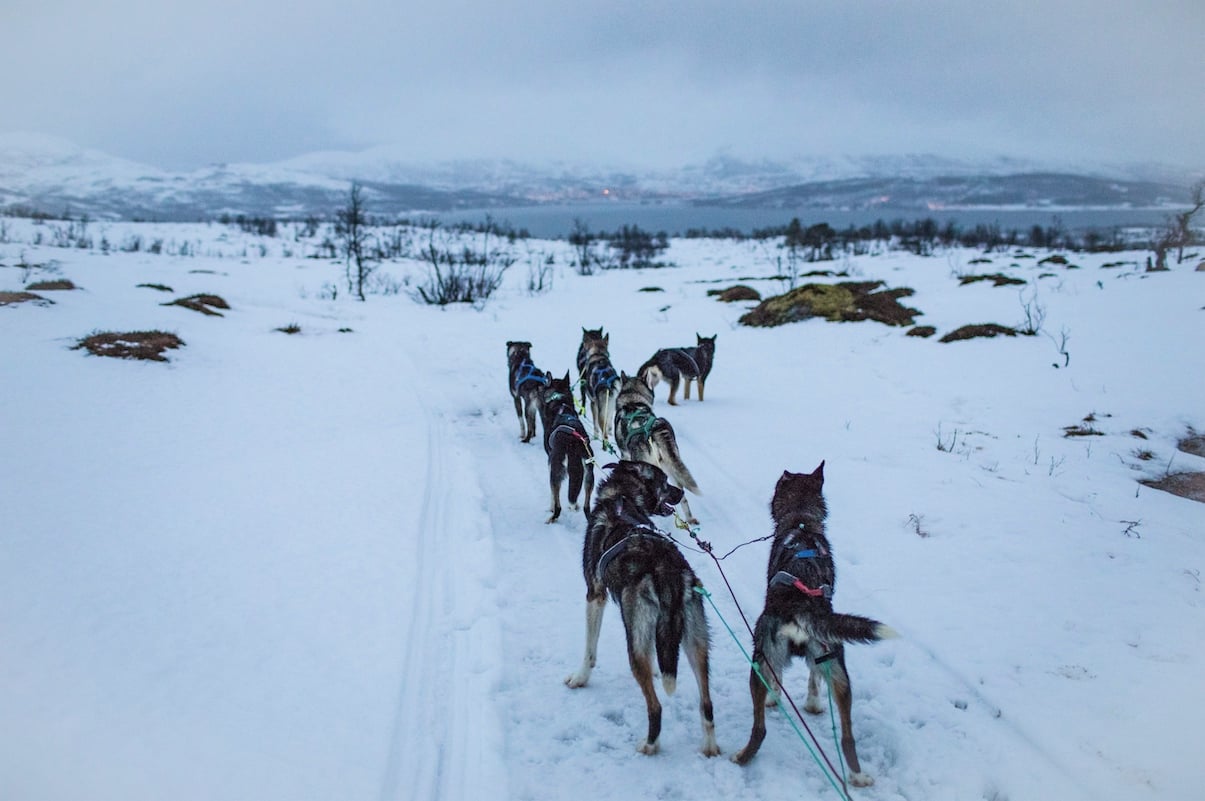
[811,612,898,646]
[637,358,663,390]
[650,419,699,494]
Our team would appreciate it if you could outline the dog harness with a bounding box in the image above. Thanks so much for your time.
[770,570,832,599]
[512,360,548,394]
[586,361,618,393]
[671,347,702,376]
[617,406,657,450]
[595,500,667,579]
[769,540,832,598]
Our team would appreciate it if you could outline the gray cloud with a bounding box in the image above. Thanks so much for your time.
[6,0,1202,169]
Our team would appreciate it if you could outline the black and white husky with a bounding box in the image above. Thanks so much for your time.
[732,462,896,786]
[613,372,700,525]
[637,334,716,405]
[506,340,547,443]
[537,372,594,524]
[565,460,719,758]
[576,327,619,448]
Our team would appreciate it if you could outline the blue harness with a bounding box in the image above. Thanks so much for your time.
[512,360,548,394]
[595,500,666,579]
[587,362,618,393]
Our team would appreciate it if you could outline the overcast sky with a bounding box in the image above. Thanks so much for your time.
[5,0,1202,170]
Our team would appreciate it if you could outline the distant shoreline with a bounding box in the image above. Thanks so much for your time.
[430,201,1174,239]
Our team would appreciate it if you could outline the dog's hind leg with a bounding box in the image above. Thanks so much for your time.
[581,460,594,519]
[733,616,788,765]
[622,581,662,755]
[820,647,874,787]
[522,397,538,442]
[565,591,606,688]
[697,378,705,402]
[682,585,719,756]
[513,395,526,438]
[547,451,566,523]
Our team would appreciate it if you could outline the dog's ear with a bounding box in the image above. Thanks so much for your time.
[562,370,571,384]
[620,370,628,381]
[813,460,825,480]
[603,333,609,345]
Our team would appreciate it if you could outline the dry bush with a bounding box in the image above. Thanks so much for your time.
[939,324,1019,343]
[74,330,184,362]
[25,279,77,291]
[164,293,230,316]
[0,291,53,307]
[708,284,762,302]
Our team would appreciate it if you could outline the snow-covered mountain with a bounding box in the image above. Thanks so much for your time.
[0,132,1196,221]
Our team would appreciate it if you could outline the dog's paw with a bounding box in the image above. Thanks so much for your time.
[637,740,660,756]
[848,772,874,787]
[700,737,720,758]
[764,694,780,709]
[545,512,561,524]
[804,697,824,715]
[565,672,589,689]
[731,748,752,766]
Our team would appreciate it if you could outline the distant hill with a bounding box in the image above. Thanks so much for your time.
[694,173,1190,211]
[0,133,1196,220]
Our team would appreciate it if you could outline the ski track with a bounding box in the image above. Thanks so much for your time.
[379,344,506,801]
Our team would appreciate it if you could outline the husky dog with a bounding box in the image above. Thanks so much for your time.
[613,373,700,525]
[565,460,719,758]
[507,340,547,443]
[577,328,620,447]
[537,372,594,524]
[732,462,895,786]
[575,327,607,407]
[637,334,717,405]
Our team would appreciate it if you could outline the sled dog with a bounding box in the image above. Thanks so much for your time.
[507,340,547,442]
[577,327,619,447]
[565,460,719,757]
[537,372,594,523]
[637,334,717,405]
[613,372,700,524]
[732,462,896,786]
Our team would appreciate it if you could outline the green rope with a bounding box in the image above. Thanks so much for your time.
[693,585,852,801]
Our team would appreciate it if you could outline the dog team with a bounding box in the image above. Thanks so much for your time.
[506,329,895,785]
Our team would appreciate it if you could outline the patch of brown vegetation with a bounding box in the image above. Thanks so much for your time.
[958,273,1026,287]
[939,323,1019,343]
[739,281,920,328]
[1141,472,1205,504]
[0,291,53,307]
[1178,433,1205,458]
[708,284,762,302]
[164,293,230,316]
[73,330,185,362]
[137,283,174,292]
[25,279,77,290]
[906,325,937,338]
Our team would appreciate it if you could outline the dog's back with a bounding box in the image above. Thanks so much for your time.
[579,331,619,445]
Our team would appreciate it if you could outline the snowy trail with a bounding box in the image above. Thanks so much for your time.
[379,336,507,801]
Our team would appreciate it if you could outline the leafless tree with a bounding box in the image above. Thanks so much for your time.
[1151,179,1204,271]
[335,182,375,300]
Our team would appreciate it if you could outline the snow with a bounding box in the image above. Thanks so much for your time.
[1,220,1203,801]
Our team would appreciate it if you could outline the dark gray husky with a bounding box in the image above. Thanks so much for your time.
[637,334,716,405]
[507,340,547,443]
[565,460,719,758]
[537,372,594,524]
[613,373,700,524]
[576,327,619,447]
[732,462,896,786]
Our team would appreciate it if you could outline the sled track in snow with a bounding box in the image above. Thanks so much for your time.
[380,411,450,801]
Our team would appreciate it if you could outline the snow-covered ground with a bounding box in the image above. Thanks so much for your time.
[2,220,1202,801]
